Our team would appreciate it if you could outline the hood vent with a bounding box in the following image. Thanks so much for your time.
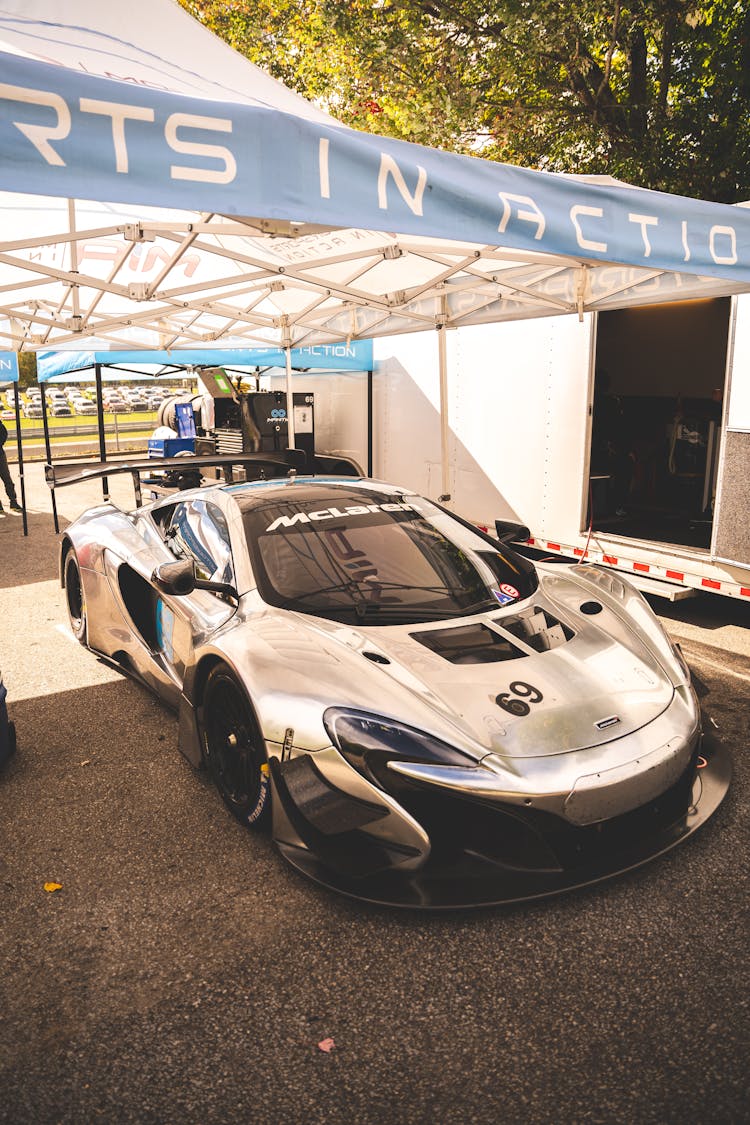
[411,622,527,665]
[499,607,574,653]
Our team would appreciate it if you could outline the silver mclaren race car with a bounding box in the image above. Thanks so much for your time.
[55,459,730,907]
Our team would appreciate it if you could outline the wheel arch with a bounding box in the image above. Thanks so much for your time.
[192,652,227,712]
[59,534,75,587]
[180,651,261,769]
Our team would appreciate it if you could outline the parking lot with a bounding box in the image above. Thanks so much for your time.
[1,464,748,1125]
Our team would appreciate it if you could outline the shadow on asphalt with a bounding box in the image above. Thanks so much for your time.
[648,590,750,631]
[0,510,70,588]
[0,649,747,1125]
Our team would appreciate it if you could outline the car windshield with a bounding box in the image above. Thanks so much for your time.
[239,488,537,625]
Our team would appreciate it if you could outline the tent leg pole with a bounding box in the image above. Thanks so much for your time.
[367,368,373,477]
[13,390,27,536]
[40,382,59,533]
[94,362,109,501]
[284,344,297,453]
[437,321,451,504]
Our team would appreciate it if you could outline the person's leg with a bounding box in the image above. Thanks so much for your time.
[0,448,19,509]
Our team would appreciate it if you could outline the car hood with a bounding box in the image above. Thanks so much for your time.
[288,582,675,760]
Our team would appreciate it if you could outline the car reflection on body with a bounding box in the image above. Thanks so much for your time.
[58,472,731,907]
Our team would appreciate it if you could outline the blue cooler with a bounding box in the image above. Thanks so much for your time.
[147,436,195,458]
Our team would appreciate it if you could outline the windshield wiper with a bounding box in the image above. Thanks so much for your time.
[354,597,497,621]
[277,579,497,622]
[277,578,369,612]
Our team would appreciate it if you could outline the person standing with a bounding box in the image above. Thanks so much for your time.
[0,418,22,516]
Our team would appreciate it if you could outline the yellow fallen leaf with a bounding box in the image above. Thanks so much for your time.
[44,882,62,893]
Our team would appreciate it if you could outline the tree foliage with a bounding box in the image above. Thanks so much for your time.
[181,0,750,201]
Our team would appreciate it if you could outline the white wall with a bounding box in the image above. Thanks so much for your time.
[374,315,594,535]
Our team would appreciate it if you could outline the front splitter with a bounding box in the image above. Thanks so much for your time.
[275,732,731,910]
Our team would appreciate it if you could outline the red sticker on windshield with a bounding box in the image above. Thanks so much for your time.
[499,583,519,599]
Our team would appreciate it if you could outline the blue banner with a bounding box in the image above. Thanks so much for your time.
[0,351,19,382]
[36,341,373,380]
[3,51,750,284]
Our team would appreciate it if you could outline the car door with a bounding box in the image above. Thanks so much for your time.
[155,497,237,686]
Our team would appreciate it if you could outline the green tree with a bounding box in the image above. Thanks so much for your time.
[18,351,37,390]
[181,0,750,202]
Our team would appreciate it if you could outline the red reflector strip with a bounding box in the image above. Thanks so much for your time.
[523,539,748,598]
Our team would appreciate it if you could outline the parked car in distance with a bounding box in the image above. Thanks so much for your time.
[50,403,72,417]
[23,403,43,418]
[73,399,97,415]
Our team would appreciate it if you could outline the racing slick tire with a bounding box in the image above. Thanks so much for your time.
[201,663,271,831]
[63,548,87,644]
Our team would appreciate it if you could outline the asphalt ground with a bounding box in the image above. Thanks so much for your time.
[1,465,748,1125]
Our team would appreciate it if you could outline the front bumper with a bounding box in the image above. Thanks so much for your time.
[270,723,731,909]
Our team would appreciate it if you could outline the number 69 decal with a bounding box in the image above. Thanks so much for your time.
[495,681,544,717]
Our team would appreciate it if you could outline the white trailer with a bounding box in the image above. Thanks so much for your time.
[369,294,750,602]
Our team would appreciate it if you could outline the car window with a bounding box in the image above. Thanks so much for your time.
[166,499,234,584]
[240,490,537,624]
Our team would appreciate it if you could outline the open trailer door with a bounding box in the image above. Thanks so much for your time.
[712,295,750,573]
[591,298,730,552]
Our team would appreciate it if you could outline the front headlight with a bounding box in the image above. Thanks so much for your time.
[323,709,475,791]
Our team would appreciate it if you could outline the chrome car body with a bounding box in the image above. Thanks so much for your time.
[59,473,730,907]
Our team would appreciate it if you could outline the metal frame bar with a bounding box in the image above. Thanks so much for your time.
[12,388,27,536]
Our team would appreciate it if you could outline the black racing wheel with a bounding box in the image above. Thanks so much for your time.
[64,548,87,643]
[202,663,270,830]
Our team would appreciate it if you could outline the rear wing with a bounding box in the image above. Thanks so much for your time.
[45,449,306,507]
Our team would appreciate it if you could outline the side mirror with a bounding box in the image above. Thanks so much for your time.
[152,558,197,596]
[151,558,239,605]
[495,519,531,545]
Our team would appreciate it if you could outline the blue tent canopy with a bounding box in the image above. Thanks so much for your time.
[36,341,374,382]
[1,0,750,366]
[0,352,19,382]
[2,45,750,285]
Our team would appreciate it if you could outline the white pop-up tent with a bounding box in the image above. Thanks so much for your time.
[3,0,750,350]
[3,0,750,502]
